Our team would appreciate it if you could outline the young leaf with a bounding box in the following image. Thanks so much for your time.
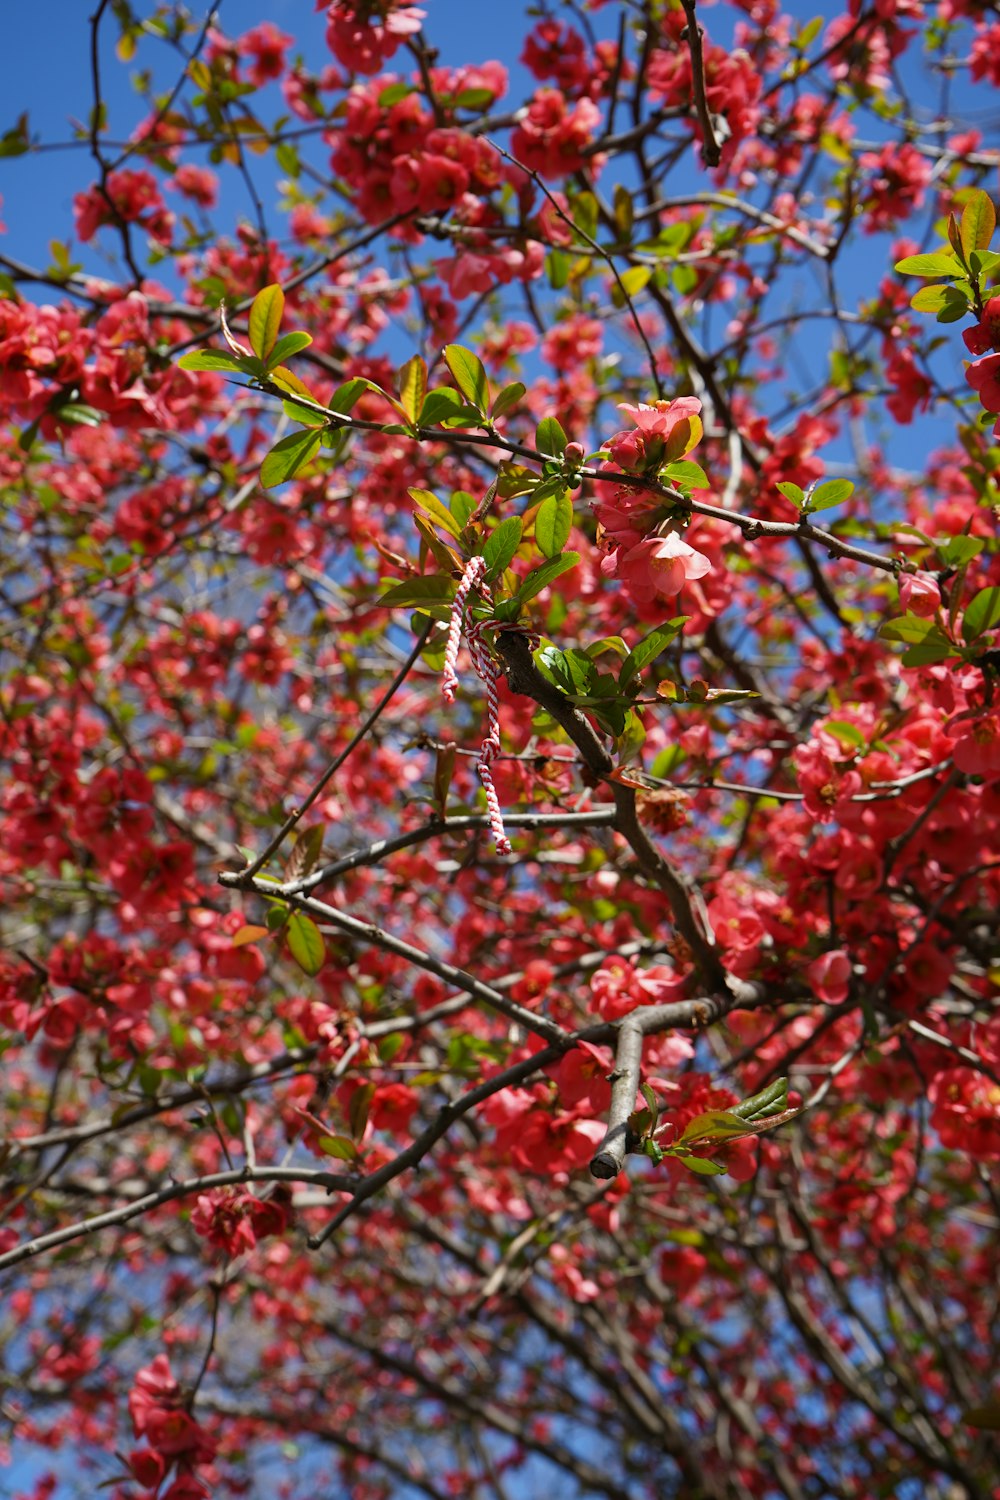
[515,552,580,604]
[535,416,568,459]
[534,489,573,558]
[260,428,322,488]
[805,478,854,513]
[177,348,243,372]
[419,387,464,426]
[408,487,462,538]
[378,575,456,608]
[329,377,374,414]
[960,189,996,259]
[677,1154,728,1176]
[267,365,320,405]
[962,585,1000,642]
[287,910,325,975]
[910,285,954,314]
[248,283,285,360]
[880,614,941,644]
[893,252,963,277]
[775,481,805,507]
[349,1080,376,1141]
[482,515,523,579]
[491,381,526,421]
[900,629,953,665]
[266,330,312,369]
[660,459,709,491]
[678,1109,751,1145]
[397,353,427,426]
[443,343,489,414]
[619,620,688,690]
[317,1134,359,1161]
[731,1078,789,1121]
[231,924,269,948]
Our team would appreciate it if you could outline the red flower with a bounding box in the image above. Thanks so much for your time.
[966,353,1000,413]
[929,1067,1000,1157]
[952,715,1000,779]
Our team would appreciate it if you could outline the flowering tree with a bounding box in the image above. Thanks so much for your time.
[2,1,1000,1497]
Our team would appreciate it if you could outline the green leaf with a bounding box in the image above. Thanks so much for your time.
[53,403,104,429]
[613,183,634,240]
[535,416,568,458]
[546,249,570,290]
[969,248,1000,277]
[317,1134,358,1161]
[618,265,652,298]
[491,381,526,421]
[775,481,805,507]
[418,387,464,426]
[275,141,300,178]
[267,330,312,369]
[677,1154,728,1177]
[281,398,326,428]
[538,645,594,695]
[329,377,372,414]
[587,635,629,662]
[482,515,523,579]
[961,189,996,258]
[823,720,866,749]
[177,348,242,372]
[378,81,413,106]
[409,487,462,538]
[731,1078,789,1121]
[620,620,687,690]
[910,284,953,314]
[963,585,1000,642]
[453,87,495,110]
[443,343,489,414]
[806,478,854,513]
[450,490,476,527]
[248,283,284,360]
[901,634,954,666]
[378,575,456,608]
[260,428,322,489]
[516,552,580,604]
[287,911,325,975]
[397,353,427,426]
[937,535,983,567]
[572,190,598,241]
[796,15,823,47]
[938,298,970,324]
[615,707,646,764]
[679,1109,751,1144]
[349,1081,376,1140]
[535,489,573,558]
[893,252,963,277]
[659,459,709,491]
[880,613,939,644]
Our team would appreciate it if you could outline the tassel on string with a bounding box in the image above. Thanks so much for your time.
[441,556,521,857]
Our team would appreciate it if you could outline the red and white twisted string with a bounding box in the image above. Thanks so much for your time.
[441,555,532,858]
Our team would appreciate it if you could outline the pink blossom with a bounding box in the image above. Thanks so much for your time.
[601,530,711,603]
[898,572,941,616]
[952,715,1000,779]
[966,353,1000,413]
[807,949,852,1004]
[325,2,425,75]
[604,396,703,474]
[962,296,1000,357]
